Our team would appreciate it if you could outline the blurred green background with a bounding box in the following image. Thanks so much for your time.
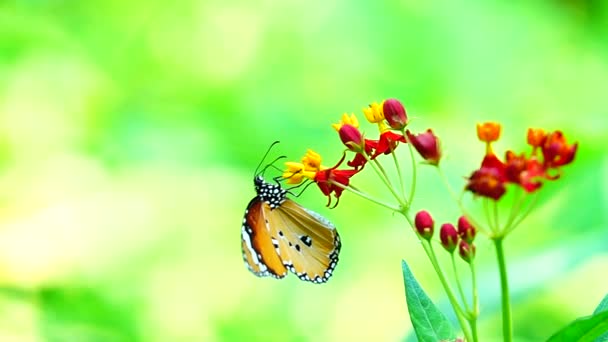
[1,0,607,341]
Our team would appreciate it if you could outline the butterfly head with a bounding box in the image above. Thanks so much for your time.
[254,176,288,209]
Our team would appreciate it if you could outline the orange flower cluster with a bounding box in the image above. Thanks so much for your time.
[466,123,578,200]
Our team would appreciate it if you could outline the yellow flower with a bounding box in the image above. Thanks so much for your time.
[282,149,325,184]
[302,149,323,171]
[363,101,385,123]
[332,113,359,131]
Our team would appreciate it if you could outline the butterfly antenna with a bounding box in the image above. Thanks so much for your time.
[258,155,286,177]
[253,141,280,177]
[286,179,315,198]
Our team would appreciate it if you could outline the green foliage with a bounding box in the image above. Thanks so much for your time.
[401,260,456,341]
[38,286,139,342]
[547,309,608,342]
[594,294,608,315]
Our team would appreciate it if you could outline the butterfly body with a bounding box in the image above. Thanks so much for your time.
[241,176,341,284]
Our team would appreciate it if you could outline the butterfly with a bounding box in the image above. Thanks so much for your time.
[241,144,341,284]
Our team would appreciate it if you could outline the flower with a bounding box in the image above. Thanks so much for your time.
[284,150,361,207]
[527,128,546,150]
[338,124,364,151]
[362,102,385,124]
[458,241,476,263]
[477,122,501,143]
[457,216,476,243]
[332,113,359,131]
[406,129,441,165]
[541,130,578,169]
[504,151,543,192]
[414,210,434,240]
[332,113,365,152]
[314,156,359,207]
[465,153,507,200]
[283,149,324,184]
[383,98,408,130]
[440,223,459,253]
[367,130,406,158]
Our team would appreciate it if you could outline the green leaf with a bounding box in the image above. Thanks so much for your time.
[547,311,608,342]
[401,260,456,342]
[594,294,608,315]
[594,294,608,342]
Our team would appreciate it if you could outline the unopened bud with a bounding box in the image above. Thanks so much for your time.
[440,223,459,253]
[414,210,434,240]
[458,240,476,263]
[383,98,408,130]
[457,216,476,243]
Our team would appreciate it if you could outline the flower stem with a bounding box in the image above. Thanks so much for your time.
[366,155,406,207]
[451,255,471,313]
[390,147,407,205]
[424,241,474,342]
[469,260,480,342]
[329,181,401,212]
[436,167,487,235]
[493,237,513,342]
[404,133,418,207]
[504,192,539,236]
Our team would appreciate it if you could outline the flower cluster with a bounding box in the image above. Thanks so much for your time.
[466,123,578,200]
[283,98,442,207]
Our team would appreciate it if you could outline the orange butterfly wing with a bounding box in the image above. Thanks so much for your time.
[241,199,287,278]
[265,199,341,283]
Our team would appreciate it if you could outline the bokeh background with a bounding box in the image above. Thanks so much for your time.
[1,0,607,341]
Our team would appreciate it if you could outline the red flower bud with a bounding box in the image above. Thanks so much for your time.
[406,129,441,165]
[457,216,476,243]
[458,240,476,263]
[338,124,364,151]
[440,223,459,253]
[414,210,434,240]
[383,98,408,130]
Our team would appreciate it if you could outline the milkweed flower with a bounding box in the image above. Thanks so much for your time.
[383,98,408,130]
[333,113,365,152]
[542,131,577,169]
[466,123,578,200]
[363,102,385,124]
[284,150,361,207]
[283,149,325,184]
[406,129,441,165]
[465,153,507,200]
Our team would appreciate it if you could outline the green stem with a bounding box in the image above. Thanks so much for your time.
[493,200,501,231]
[483,198,497,234]
[504,192,539,236]
[425,242,474,341]
[503,187,524,231]
[367,155,406,207]
[390,147,407,205]
[451,255,471,313]
[329,181,401,212]
[436,167,487,235]
[404,132,418,207]
[493,237,513,342]
[469,261,480,342]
